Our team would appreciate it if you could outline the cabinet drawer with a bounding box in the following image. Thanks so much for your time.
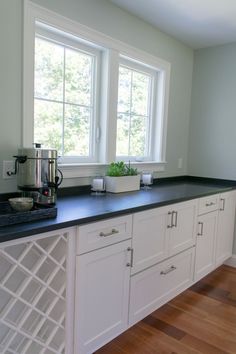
[198,194,219,215]
[129,247,195,326]
[77,215,132,254]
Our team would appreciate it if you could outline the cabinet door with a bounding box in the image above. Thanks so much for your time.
[129,247,195,326]
[75,240,131,354]
[132,206,170,274]
[215,191,236,266]
[195,211,218,281]
[169,199,197,256]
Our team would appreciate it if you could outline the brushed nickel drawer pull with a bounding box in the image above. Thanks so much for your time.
[205,202,215,207]
[99,228,119,237]
[160,265,176,275]
[197,222,204,236]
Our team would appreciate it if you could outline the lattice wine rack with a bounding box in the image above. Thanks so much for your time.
[0,229,74,354]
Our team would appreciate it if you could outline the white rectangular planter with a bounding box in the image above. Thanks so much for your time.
[105,175,141,193]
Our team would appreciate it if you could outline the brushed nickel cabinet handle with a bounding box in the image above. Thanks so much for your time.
[197,222,204,236]
[173,211,178,227]
[167,211,173,228]
[220,198,225,211]
[127,247,134,267]
[160,265,176,275]
[99,228,119,237]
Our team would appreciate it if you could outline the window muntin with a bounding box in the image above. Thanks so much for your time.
[116,61,154,161]
[34,33,98,161]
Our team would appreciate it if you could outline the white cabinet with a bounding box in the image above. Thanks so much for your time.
[129,247,195,325]
[74,240,131,354]
[215,191,236,266]
[75,215,132,354]
[132,206,170,274]
[198,194,219,215]
[76,214,132,254]
[195,211,218,281]
[168,199,197,256]
[131,199,197,274]
[195,190,236,282]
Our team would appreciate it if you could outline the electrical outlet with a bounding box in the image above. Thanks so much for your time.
[3,160,15,179]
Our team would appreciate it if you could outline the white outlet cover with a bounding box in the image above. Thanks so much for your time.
[3,160,15,179]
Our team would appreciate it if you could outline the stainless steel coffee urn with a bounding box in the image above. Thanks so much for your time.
[14,144,63,205]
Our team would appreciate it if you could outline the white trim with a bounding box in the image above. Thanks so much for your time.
[24,1,170,72]
[0,226,74,247]
[60,162,166,178]
[224,254,236,268]
[23,0,171,176]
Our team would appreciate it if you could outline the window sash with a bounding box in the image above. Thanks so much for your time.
[116,59,156,161]
[34,26,101,163]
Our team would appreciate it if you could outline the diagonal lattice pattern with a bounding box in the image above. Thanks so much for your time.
[0,232,67,354]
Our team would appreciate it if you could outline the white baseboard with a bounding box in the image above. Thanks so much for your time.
[224,254,236,268]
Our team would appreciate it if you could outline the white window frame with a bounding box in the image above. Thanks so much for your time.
[23,0,170,178]
[34,24,101,164]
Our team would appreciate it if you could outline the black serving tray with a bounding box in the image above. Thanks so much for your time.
[0,202,57,227]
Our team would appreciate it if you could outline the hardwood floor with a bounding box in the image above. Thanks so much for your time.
[95,265,236,354]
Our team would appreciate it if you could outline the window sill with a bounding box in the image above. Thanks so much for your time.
[59,162,166,179]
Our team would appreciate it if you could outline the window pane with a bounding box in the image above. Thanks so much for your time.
[117,66,131,113]
[65,48,93,106]
[34,99,63,154]
[64,104,90,156]
[35,38,63,101]
[117,63,152,158]
[130,115,147,156]
[132,71,150,116]
[116,114,129,156]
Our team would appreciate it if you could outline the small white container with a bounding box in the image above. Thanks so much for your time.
[105,175,140,193]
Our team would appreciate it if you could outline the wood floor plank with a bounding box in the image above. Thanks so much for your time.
[152,304,236,353]
[95,265,236,354]
[170,289,236,331]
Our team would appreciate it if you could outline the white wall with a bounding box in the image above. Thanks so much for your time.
[188,42,236,253]
[188,43,236,179]
[0,0,193,192]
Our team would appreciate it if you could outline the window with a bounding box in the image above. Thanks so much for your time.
[117,59,157,161]
[34,24,100,163]
[24,1,170,177]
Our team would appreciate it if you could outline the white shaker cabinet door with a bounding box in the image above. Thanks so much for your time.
[129,247,195,326]
[74,240,131,354]
[195,211,218,282]
[168,199,198,257]
[216,191,236,266]
[131,206,170,274]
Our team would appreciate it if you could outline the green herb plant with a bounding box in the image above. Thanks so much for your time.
[106,161,138,177]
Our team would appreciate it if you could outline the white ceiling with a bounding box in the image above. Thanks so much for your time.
[109,0,236,49]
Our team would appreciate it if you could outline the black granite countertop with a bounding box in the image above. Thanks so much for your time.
[0,176,235,243]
